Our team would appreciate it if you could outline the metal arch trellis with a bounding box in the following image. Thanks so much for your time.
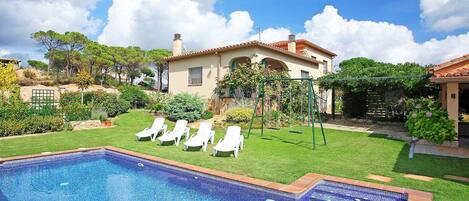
[247,77,327,149]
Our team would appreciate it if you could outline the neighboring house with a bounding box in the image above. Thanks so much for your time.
[164,34,336,113]
[429,54,469,147]
[0,58,21,69]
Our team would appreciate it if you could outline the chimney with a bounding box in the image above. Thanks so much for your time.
[172,33,182,56]
[287,34,296,53]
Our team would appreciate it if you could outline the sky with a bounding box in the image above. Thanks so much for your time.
[0,0,468,67]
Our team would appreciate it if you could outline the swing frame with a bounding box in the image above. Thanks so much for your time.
[247,77,327,149]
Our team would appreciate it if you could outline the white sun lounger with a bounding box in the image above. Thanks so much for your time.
[212,126,244,158]
[157,120,189,146]
[183,122,215,152]
[135,117,167,141]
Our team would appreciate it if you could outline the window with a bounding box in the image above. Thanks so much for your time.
[301,70,309,78]
[323,60,328,74]
[188,67,202,85]
[311,56,317,60]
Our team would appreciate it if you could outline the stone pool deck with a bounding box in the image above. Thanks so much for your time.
[0,146,433,201]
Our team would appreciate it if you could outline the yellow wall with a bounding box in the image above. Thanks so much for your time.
[168,46,334,113]
[446,82,459,133]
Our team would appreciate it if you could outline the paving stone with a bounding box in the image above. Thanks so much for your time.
[404,174,433,182]
[365,174,393,183]
[444,175,469,183]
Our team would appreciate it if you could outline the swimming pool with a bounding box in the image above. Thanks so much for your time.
[0,149,410,201]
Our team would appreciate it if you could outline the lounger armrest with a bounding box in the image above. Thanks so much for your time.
[185,127,190,139]
[240,136,244,150]
[210,130,215,144]
[162,124,168,134]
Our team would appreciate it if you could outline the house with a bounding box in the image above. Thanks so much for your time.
[164,34,336,113]
[429,54,469,147]
[0,58,21,69]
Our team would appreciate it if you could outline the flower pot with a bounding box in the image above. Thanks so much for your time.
[101,120,112,127]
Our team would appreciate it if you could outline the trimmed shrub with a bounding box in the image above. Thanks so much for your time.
[0,116,65,137]
[119,85,149,108]
[166,93,204,122]
[60,92,82,106]
[96,95,131,117]
[0,102,30,120]
[147,92,171,113]
[405,98,457,144]
[226,107,253,123]
[201,110,214,120]
[62,103,92,121]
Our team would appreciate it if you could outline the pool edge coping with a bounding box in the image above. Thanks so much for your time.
[0,146,433,201]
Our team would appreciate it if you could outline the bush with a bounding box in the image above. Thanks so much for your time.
[0,102,31,120]
[60,92,82,106]
[201,110,214,120]
[23,69,37,79]
[119,85,149,108]
[405,98,457,144]
[62,103,92,121]
[96,95,131,117]
[147,92,171,113]
[166,93,204,122]
[226,107,253,123]
[0,116,65,137]
[91,108,108,121]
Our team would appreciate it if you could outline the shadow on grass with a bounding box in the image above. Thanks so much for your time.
[367,133,406,142]
[392,144,469,183]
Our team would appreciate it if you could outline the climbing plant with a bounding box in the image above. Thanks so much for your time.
[0,63,18,103]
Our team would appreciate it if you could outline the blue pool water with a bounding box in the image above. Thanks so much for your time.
[0,150,408,201]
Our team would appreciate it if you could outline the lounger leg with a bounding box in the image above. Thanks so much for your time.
[212,150,217,156]
[202,142,207,152]
[234,149,238,158]
[210,131,215,144]
[176,136,181,146]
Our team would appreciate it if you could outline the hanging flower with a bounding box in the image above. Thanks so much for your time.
[412,113,417,118]
[426,111,432,118]
[415,104,422,109]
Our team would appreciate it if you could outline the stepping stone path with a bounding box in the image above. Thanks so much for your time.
[403,174,433,182]
[444,175,469,183]
[365,174,392,183]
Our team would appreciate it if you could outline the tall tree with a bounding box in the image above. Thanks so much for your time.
[147,49,171,91]
[83,41,113,78]
[109,46,126,84]
[27,60,48,71]
[31,30,63,73]
[124,46,145,84]
[60,32,89,76]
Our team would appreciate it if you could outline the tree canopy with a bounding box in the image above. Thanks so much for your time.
[31,30,172,88]
[27,60,48,71]
[318,57,429,93]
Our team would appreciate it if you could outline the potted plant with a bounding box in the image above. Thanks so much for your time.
[100,115,112,127]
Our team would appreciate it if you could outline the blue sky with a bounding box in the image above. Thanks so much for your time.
[0,0,468,65]
[89,0,469,43]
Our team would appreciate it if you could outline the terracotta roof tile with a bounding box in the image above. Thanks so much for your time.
[163,40,328,64]
[431,53,469,78]
[270,39,337,56]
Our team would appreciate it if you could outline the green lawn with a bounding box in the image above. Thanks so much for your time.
[1,111,468,201]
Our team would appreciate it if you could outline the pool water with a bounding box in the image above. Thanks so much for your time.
[305,181,407,201]
[0,151,294,201]
[0,150,408,201]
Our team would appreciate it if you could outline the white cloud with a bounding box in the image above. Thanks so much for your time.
[0,49,11,57]
[247,28,291,43]
[0,0,102,47]
[98,0,254,50]
[296,5,469,65]
[420,0,469,31]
